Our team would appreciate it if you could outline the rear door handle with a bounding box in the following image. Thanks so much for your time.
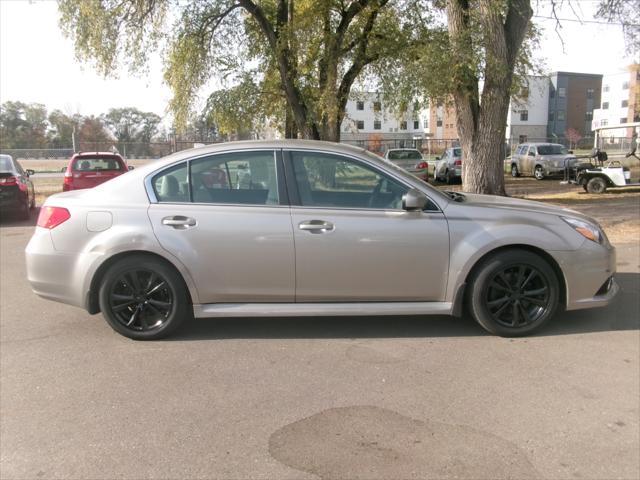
[298,220,334,234]
[162,216,196,229]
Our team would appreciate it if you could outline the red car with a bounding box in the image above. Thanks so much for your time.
[63,152,131,191]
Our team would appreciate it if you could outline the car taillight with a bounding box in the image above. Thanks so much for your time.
[454,159,462,166]
[416,161,429,170]
[37,206,70,229]
[63,171,73,191]
[0,176,18,186]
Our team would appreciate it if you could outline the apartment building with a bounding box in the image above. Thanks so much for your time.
[506,75,549,144]
[592,64,640,140]
[341,93,429,142]
[547,71,602,139]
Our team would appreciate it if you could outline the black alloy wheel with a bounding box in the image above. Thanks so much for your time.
[99,256,190,340]
[108,268,173,333]
[467,249,559,336]
[484,264,551,328]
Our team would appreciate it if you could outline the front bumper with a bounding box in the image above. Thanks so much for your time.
[553,240,618,311]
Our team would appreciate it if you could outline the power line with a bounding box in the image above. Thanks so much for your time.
[533,15,640,26]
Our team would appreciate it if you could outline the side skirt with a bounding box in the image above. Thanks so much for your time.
[193,302,453,319]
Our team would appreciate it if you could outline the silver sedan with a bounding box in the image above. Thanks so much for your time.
[26,140,617,340]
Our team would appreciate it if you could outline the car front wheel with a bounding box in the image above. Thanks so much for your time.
[467,249,559,336]
[511,164,520,177]
[98,255,191,340]
[534,166,545,180]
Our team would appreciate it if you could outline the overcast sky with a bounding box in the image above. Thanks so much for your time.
[0,0,636,122]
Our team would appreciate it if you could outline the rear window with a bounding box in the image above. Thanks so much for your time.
[72,156,125,171]
[537,144,568,155]
[453,148,462,157]
[387,150,422,160]
[0,155,14,172]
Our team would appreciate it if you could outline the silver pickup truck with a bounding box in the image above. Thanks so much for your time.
[510,143,576,180]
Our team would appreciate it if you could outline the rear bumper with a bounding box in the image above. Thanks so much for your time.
[25,227,98,310]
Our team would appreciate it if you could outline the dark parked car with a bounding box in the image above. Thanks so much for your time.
[0,154,35,220]
[63,152,131,191]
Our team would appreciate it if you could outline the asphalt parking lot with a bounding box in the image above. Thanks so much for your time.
[1,189,639,479]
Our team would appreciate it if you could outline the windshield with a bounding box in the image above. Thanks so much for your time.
[72,156,125,172]
[387,150,422,160]
[537,144,568,155]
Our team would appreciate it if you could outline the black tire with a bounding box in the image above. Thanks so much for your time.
[467,249,559,337]
[98,255,191,340]
[19,200,30,220]
[511,164,520,177]
[446,170,456,185]
[534,165,544,180]
[586,176,607,194]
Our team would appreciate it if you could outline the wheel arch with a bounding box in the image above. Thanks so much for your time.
[85,250,195,314]
[462,244,567,310]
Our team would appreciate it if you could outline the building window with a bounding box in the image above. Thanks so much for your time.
[519,135,527,144]
[603,85,610,92]
[620,117,628,124]
[602,102,609,109]
[413,101,420,111]
[557,111,565,121]
[413,120,420,129]
[622,100,628,108]
[601,119,608,126]
[586,88,594,99]
[357,120,365,130]
[423,120,428,128]
[373,120,381,130]
[520,87,530,99]
[558,87,566,98]
[520,110,529,121]
[548,112,554,121]
[436,119,443,127]
[585,111,593,121]
[550,88,555,98]
[622,81,629,90]
[400,121,407,130]
[373,101,381,112]
[356,101,364,111]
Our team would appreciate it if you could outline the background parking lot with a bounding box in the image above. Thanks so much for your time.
[1,177,639,479]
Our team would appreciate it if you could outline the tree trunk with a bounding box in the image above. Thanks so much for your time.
[447,0,532,196]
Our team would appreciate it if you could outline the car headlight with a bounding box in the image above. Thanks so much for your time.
[561,216,606,244]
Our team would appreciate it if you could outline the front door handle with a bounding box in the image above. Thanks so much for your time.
[298,220,334,234]
[162,216,196,230]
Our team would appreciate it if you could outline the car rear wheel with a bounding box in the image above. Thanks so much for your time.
[534,166,545,180]
[586,176,607,194]
[511,164,520,177]
[467,249,559,336]
[19,200,30,220]
[98,256,191,340]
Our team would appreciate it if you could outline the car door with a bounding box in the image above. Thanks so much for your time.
[147,150,295,303]
[285,149,450,302]
[525,146,537,175]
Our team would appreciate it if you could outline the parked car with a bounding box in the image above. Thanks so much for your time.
[383,148,429,181]
[434,147,463,184]
[26,140,617,340]
[0,154,36,220]
[510,143,575,180]
[63,152,131,191]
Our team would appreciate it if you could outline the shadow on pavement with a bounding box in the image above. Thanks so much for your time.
[0,207,40,228]
[170,272,639,341]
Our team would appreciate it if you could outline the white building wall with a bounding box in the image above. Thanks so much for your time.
[592,70,631,139]
[341,93,429,140]
[506,76,549,142]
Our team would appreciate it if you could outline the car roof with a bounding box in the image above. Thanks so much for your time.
[74,151,123,157]
[387,148,420,151]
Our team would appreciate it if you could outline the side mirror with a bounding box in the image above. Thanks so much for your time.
[435,156,440,160]
[402,188,428,211]
[26,169,35,176]
[128,165,135,170]
[568,150,574,154]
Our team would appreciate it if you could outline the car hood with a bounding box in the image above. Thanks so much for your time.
[452,192,593,222]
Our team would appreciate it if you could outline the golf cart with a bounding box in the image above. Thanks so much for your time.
[561,122,640,194]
